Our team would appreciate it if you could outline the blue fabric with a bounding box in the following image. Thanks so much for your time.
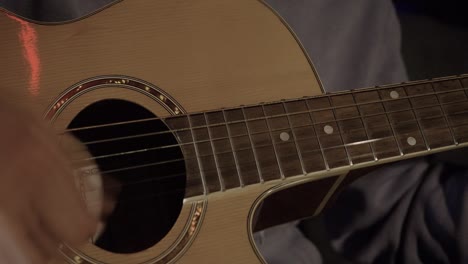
[325,159,468,263]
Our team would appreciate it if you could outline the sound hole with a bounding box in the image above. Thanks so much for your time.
[68,99,186,253]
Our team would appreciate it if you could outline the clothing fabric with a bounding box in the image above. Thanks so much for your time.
[325,159,468,264]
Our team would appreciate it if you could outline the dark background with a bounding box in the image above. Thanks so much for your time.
[300,1,468,263]
[395,0,468,80]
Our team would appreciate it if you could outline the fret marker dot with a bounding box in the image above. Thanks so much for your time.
[280,132,290,142]
[390,91,399,99]
[407,136,417,146]
[324,125,334,134]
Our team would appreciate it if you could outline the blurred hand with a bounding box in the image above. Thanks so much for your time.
[0,102,98,263]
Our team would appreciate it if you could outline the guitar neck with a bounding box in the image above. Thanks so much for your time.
[166,75,468,197]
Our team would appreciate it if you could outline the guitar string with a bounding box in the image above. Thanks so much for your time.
[80,146,382,205]
[71,106,467,185]
[64,85,468,155]
[83,131,454,207]
[78,107,463,203]
[70,110,468,204]
[70,98,467,164]
[59,82,468,137]
[83,90,468,204]
[72,119,378,162]
[72,83,468,203]
[74,106,467,199]
[63,85,464,193]
[83,133,450,205]
[77,123,449,198]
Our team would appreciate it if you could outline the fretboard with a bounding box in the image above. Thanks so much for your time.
[165,75,468,197]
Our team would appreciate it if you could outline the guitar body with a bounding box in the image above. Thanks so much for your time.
[0,0,331,263]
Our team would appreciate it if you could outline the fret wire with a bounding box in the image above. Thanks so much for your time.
[241,106,264,183]
[203,112,225,191]
[221,109,244,187]
[432,83,459,145]
[304,98,330,170]
[187,115,208,195]
[261,104,285,179]
[350,90,378,161]
[378,88,404,156]
[406,90,431,150]
[282,101,307,174]
[328,95,353,166]
[359,118,383,160]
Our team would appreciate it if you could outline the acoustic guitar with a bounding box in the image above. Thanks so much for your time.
[1,0,466,263]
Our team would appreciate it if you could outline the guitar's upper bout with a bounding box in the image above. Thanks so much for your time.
[0,0,322,116]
